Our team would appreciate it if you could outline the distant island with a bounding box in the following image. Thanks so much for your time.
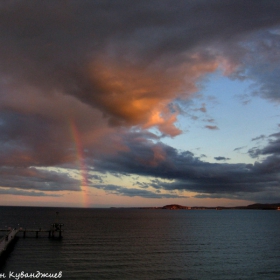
[139,203,280,210]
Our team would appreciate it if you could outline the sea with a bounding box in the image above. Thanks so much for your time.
[0,206,280,280]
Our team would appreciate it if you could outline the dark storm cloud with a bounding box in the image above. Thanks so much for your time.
[0,111,75,167]
[1,1,280,200]
[91,131,280,202]
[1,0,280,125]
[1,0,280,128]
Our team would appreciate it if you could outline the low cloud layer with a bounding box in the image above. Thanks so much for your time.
[90,131,280,201]
[94,184,188,199]
[0,1,280,203]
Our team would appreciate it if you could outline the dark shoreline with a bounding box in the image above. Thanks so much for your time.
[139,203,280,210]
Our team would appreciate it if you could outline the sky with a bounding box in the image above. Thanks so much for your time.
[1,0,280,208]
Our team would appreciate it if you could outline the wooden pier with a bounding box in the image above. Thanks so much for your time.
[0,228,19,257]
[0,212,64,258]
[0,225,63,258]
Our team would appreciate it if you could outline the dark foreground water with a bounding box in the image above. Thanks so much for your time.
[0,207,280,280]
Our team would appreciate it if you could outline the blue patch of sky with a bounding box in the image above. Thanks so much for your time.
[160,72,280,164]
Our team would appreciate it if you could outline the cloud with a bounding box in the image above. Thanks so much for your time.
[94,184,187,199]
[0,187,61,197]
[240,30,280,102]
[0,166,80,192]
[90,130,280,203]
[194,103,207,113]
[0,1,280,202]
[252,135,266,141]
[205,125,219,130]
[1,1,280,133]
[0,1,226,137]
[248,132,280,158]
[248,147,262,159]
[261,132,280,155]
[234,146,246,152]
[214,157,230,161]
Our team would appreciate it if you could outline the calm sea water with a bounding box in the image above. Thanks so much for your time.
[0,206,279,280]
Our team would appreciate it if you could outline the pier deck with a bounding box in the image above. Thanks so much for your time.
[0,213,63,259]
[0,229,19,256]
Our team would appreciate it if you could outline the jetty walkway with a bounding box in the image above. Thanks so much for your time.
[0,223,63,258]
[0,228,19,256]
[0,212,64,259]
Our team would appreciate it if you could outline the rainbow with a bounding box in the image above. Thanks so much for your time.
[69,120,90,208]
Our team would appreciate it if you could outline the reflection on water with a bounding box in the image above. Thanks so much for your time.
[0,207,280,280]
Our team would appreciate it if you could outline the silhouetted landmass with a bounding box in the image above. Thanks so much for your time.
[162,204,191,210]
[140,203,280,210]
[237,203,280,210]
